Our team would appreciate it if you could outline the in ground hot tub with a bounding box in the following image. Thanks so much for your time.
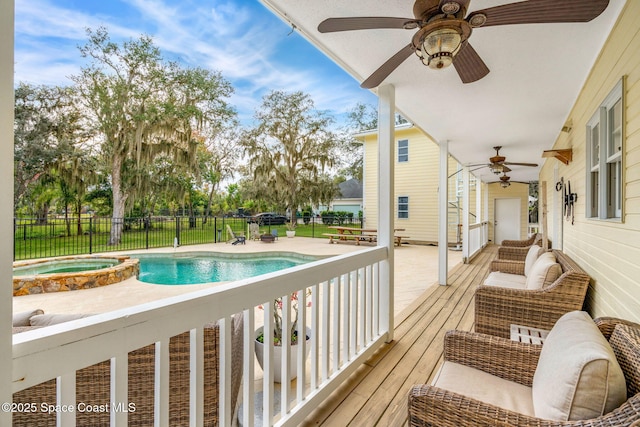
[13,255,139,296]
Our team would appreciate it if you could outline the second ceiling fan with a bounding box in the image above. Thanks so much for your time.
[318,0,610,88]
[480,146,538,175]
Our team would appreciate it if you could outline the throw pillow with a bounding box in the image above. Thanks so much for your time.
[524,245,542,277]
[12,309,44,327]
[532,311,627,421]
[525,252,561,290]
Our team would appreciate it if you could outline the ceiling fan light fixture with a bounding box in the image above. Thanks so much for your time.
[500,180,511,188]
[489,163,504,174]
[421,27,462,69]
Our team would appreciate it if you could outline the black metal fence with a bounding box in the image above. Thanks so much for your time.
[13,216,249,261]
[13,214,366,261]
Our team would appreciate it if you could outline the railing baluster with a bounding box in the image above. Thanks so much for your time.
[111,352,128,427]
[189,327,204,427]
[310,283,319,390]
[342,273,350,363]
[262,302,273,427]
[364,265,372,344]
[332,276,340,373]
[321,280,330,382]
[155,339,170,427]
[219,317,232,427]
[359,267,366,351]
[56,372,76,427]
[297,288,307,402]
[242,309,255,427]
[281,293,291,416]
[351,270,358,358]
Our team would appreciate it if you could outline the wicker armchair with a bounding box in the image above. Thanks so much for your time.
[12,314,244,427]
[408,317,640,427]
[500,233,541,247]
[475,250,590,338]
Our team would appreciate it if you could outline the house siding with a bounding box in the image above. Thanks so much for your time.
[539,0,640,322]
[362,127,461,244]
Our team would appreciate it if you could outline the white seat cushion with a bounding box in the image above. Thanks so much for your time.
[433,361,535,417]
[524,245,541,277]
[525,252,561,290]
[532,311,627,421]
[484,271,527,289]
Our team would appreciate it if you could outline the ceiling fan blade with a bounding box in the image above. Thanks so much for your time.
[503,162,539,167]
[361,44,414,89]
[502,165,512,173]
[470,0,609,27]
[453,42,490,83]
[318,17,418,33]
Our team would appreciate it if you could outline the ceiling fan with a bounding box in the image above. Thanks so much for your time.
[481,146,538,175]
[317,0,610,88]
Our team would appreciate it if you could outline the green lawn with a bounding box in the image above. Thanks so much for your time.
[13,218,362,260]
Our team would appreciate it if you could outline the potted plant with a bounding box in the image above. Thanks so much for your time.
[255,291,311,382]
[285,218,296,238]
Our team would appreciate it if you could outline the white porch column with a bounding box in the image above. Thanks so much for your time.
[476,174,482,223]
[483,182,489,245]
[438,141,448,285]
[377,84,395,342]
[0,1,14,424]
[462,167,470,263]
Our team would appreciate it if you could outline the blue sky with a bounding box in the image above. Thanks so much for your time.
[14,0,377,125]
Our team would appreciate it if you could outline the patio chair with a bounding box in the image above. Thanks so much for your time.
[500,233,541,248]
[475,249,590,338]
[249,222,260,240]
[13,313,244,427]
[408,312,640,427]
[226,224,246,245]
[271,228,278,240]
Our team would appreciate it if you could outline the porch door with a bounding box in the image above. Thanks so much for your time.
[494,198,520,244]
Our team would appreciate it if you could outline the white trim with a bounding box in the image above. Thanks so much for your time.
[585,77,624,221]
[1,1,13,424]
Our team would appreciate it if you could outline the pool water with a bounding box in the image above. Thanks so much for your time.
[13,259,121,276]
[135,254,312,285]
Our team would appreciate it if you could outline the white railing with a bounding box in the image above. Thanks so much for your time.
[12,246,389,427]
[468,221,489,260]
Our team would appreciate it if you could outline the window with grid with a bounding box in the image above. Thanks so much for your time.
[398,196,409,219]
[586,78,624,220]
[398,139,408,162]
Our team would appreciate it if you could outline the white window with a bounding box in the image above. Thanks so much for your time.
[398,139,408,162]
[586,78,624,220]
[398,196,409,219]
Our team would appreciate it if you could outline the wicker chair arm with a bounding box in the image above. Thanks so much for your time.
[500,234,537,247]
[443,330,540,386]
[497,246,531,261]
[474,271,590,339]
[490,259,526,274]
[408,386,640,427]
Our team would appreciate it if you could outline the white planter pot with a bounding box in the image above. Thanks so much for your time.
[285,230,296,238]
[255,326,311,382]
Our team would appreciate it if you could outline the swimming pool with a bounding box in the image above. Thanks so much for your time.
[132,252,318,285]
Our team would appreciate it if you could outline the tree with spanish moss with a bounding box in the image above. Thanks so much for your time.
[72,27,235,244]
[240,90,340,223]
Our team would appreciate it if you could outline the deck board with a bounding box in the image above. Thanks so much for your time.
[301,245,497,426]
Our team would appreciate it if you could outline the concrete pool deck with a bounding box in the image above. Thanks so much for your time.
[13,238,463,317]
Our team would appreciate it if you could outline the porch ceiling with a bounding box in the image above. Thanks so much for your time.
[260,0,625,183]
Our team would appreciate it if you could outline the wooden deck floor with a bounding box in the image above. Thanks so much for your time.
[301,244,497,426]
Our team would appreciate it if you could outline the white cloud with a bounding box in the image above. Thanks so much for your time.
[14,0,376,124]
